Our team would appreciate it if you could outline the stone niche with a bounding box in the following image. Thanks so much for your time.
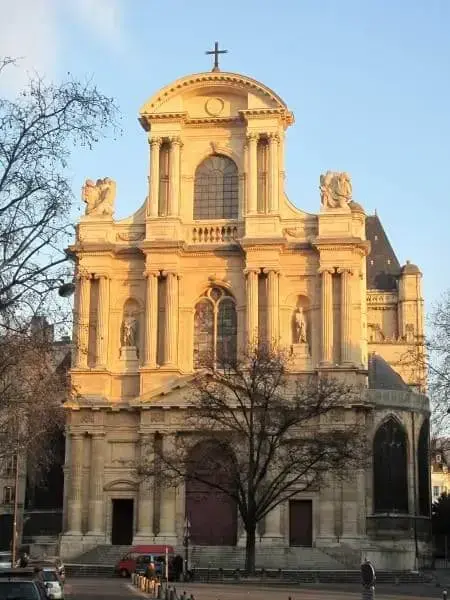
[120,298,142,368]
[291,294,311,370]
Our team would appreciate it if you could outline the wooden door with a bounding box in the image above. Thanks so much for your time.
[289,500,312,546]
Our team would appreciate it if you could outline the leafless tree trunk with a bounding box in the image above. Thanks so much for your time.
[139,346,367,573]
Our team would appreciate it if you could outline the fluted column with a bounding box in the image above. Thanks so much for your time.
[268,133,279,213]
[158,434,177,540]
[88,433,105,534]
[263,504,283,542]
[265,269,280,346]
[320,268,334,365]
[148,137,161,218]
[67,433,84,534]
[95,275,109,368]
[137,433,154,537]
[163,272,178,366]
[144,270,159,367]
[245,269,259,345]
[338,268,352,364]
[76,275,91,369]
[247,133,258,214]
[168,137,181,216]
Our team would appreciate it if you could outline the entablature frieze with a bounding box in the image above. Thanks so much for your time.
[312,237,371,256]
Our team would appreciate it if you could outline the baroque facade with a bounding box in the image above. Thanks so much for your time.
[61,68,430,569]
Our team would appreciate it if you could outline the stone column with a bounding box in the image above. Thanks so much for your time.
[265,269,280,346]
[168,137,181,217]
[158,434,177,540]
[136,433,154,538]
[268,133,279,213]
[263,504,283,543]
[247,133,258,214]
[76,275,91,369]
[163,272,178,366]
[67,433,84,534]
[338,268,352,364]
[320,268,334,365]
[245,269,259,345]
[148,137,161,218]
[95,275,109,368]
[144,271,159,367]
[87,433,105,534]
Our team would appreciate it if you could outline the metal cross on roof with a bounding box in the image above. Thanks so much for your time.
[205,41,228,72]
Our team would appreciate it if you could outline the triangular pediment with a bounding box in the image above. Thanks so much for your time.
[132,372,202,407]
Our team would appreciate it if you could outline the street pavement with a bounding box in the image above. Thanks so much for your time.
[63,578,444,599]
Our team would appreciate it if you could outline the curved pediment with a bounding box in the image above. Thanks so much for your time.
[104,479,138,492]
[139,71,293,128]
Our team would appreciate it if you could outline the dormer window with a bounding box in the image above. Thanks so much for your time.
[194,155,238,220]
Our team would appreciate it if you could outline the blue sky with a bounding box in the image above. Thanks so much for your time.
[1,0,449,308]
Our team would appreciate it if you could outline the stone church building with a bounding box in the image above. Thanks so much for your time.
[60,65,431,569]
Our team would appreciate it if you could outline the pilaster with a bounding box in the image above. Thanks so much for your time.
[268,133,279,213]
[320,268,334,365]
[94,275,109,368]
[144,270,159,367]
[163,271,179,366]
[67,433,84,534]
[87,433,105,535]
[168,137,181,217]
[338,268,353,365]
[157,434,177,542]
[148,136,161,218]
[262,503,284,545]
[136,433,155,539]
[245,268,259,346]
[246,133,258,214]
[265,268,280,345]
[76,275,91,369]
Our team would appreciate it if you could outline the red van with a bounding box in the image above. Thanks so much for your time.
[114,545,175,578]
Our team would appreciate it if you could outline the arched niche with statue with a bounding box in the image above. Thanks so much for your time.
[120,298,141,363]
[291,295,311,368]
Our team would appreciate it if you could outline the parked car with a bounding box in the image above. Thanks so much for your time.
[40,567,64,600]
[115,545,175,578]
[0,568,48,599]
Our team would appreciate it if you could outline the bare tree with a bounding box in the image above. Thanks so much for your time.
[0,320,69,477]
[139,346,367,573]
[0,57,119,317]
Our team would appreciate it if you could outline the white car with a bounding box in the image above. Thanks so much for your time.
[41,567,64,600]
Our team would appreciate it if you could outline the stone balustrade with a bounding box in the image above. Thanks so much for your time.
[190,223,241,244]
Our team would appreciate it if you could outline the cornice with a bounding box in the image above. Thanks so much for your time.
[139,112,188,130]
[240,237,287,250]
[312,237,371,255]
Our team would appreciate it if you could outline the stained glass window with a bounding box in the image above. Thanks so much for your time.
[193,287,237,368]
[373,418,408,513]
[194,155,239,220]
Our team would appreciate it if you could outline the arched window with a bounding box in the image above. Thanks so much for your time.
[418,418,431,516]
[373,417,408,513]
[193,287,237,368]
[193,155,238,220]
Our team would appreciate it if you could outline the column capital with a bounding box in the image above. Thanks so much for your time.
[262,267,280,276]
[267,132,280,143]
[246,132,259,143]
[162,270,179,278]
[337,267,353,276]
[318,266,335,275]
[76,272,92,282]
[90,431,105,439]
[168,136,182,146]
[92,272,109,280]
[244,268,260,276]
[144,269,160,278]
[71,432,85,440]
[149,135,163,147]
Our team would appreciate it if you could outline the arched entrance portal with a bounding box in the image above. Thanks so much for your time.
[186,440,238,546]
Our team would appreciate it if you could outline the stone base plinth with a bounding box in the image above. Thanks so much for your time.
[260,535,285,546]
[290,342,311,370]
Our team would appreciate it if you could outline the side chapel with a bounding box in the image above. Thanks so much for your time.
[61,62,430,569]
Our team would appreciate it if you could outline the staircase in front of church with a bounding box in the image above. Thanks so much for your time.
[71,544,346,570]
[189,546,347,570]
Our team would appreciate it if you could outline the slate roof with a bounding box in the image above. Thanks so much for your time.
[368,353,409,391]
[365,214,401,290]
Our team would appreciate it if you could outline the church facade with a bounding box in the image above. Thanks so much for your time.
[61,67,430,569]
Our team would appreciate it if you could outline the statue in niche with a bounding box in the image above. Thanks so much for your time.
[320,171,352,209]
[82,177,116,216]
[405,324,415,344]
[121,314,138,347]
[293,306,308,344]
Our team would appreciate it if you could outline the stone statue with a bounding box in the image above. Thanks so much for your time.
[82,177,116,216]
[320,171,352,209]
[293,307,307,344]
[121,315,138,347]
